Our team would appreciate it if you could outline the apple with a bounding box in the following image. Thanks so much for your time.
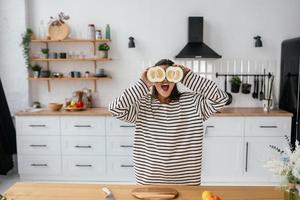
[75,101,84,108]
[207,195,221,200]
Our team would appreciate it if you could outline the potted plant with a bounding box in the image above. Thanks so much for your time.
[21,28,34,69]
[31,64,42,78]
[97,43,110,58]
[41,48,49,58]
[265,135,300,200]
[230,76,241,93]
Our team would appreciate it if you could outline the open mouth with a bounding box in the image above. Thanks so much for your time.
[161,84,169,92]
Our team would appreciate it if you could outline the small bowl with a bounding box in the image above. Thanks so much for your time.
[48,103,63,111]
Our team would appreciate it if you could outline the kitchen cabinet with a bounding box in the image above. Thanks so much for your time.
[15,113,291,185]
[202,116,291,185]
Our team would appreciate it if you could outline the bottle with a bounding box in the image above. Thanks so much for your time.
[88,24,95,39]
[105,24,111,40]
[95,30,102,40]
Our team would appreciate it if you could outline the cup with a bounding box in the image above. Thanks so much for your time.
[96,68,105,76]
[60,52,67,59]
[74,71,81,78]
[263,99,272,112]
[70,71,76,78]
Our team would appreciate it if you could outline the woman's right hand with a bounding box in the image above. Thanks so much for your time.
[141,68,154,88]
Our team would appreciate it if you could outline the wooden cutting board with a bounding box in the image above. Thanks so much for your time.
[132,187,178,200]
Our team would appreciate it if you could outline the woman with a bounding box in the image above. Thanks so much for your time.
[109,59,228,185]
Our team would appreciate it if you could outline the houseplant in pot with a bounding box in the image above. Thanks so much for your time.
[31,64,42,78]
[97,43,110,58]
[265,135,300,200]
[230,76,241,93]
[41,48,49,59]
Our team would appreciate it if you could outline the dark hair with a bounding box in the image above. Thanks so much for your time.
[155,59,174,66]
[151,59,181,102]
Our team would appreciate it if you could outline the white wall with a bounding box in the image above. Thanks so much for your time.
[2,0,300,111]
[0,0,28,113]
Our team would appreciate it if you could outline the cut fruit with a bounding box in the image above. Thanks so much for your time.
[166,66,183,83]
[147,66,166,83]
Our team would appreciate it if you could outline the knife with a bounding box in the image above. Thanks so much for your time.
[102,187,115,200]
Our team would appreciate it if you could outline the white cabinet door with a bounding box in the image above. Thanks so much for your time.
[106,117,135,136]
[243,137,284,184]
[204,117,244,137]
[61,116,105,136]
[202,137,244,184]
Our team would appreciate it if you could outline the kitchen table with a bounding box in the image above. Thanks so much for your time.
[3,182,291,200]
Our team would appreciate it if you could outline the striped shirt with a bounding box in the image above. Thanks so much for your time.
[109,71,228,185]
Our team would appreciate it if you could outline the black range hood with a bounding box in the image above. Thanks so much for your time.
[175,17,221,59]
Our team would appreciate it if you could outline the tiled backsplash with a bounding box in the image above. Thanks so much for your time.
[142,59,278,108]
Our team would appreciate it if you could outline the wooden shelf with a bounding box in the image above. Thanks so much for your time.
[28,77,112,81]
[31,38,111,43]
[31,58,112,62]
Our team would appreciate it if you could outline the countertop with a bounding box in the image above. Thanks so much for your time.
[15,107,293,117]
[4,182,286,200]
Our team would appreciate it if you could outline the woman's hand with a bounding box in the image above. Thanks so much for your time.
[173,64,190,79]
[141,68,154,88]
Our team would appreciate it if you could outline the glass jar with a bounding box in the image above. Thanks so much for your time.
[285,183,299,200]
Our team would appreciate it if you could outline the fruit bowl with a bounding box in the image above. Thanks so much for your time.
[64,106,86,111]
[48,103,63,111]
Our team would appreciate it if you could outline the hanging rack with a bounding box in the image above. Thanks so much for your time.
[215,72,273,78]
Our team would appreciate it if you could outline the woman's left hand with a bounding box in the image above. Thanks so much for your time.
[173,64,190,79]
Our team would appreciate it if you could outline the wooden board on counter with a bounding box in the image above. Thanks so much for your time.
[15,107,292,117]
[4,182,287,200]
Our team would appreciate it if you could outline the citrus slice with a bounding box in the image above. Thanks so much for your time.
[166,66,183,83]
[147,66,166,83]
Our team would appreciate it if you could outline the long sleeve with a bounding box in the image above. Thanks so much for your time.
[182,71,229,121]
[108,79,150,124]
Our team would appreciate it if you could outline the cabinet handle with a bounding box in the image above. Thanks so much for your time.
[245,142,249,172]
[74,125,92,128]
[120,125,135,128]
[29,144,47,147]
[75,164,92,167]
[120,164,134,168]
[31,163,48,167]
[29,124,46,127]
[74,145,92,148]
[120,145,133,148]
[259,125,278,128]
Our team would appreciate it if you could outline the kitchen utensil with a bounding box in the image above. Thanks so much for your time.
[259,75,264,100]
[266,75,270,100]
[40,70,50,78]
[132,187,178,200]
[267,75,274,111]
[102,187,115,200]
[224,75,232,105]
[241,76,251,94]
[252,75,257,98]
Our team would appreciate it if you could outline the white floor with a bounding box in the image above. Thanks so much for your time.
[0,169,20,194]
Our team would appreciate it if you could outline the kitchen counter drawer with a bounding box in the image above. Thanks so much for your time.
[61,116,105,135]
[16,116,60,135]
[245,117,291,137]
[62,156,105,180]
[106,117,135,136]
[62,136,105,155]
[204,117,244,137]
[107,156,135,181]
[17,136,60,155]
[106,136,134,156]
[18,155,61,175]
